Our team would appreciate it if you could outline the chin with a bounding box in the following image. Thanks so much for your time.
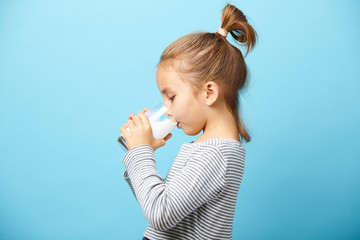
[183,128,202,136]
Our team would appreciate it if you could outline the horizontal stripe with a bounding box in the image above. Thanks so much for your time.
[123,138,245,240]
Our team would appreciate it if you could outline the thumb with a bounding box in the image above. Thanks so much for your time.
[153,139,166,151]
[164,133,172,141]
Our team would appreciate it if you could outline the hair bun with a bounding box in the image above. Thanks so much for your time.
[220,4,257,56]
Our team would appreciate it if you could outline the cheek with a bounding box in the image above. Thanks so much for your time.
[176,107,198,125]
[172,93,197,121]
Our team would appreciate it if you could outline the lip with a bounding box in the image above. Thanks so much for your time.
[177,122,180,128]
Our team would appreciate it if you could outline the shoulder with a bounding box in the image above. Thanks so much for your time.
[183,138,246,165]
[193,143,225,167]
[181,138,245,162]
[217,139,246,159]
[178,140,226,170]
[186,138,245,155]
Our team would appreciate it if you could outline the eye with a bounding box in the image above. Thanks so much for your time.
[168,95,175,102]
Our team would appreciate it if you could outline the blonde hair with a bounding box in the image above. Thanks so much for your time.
[158,4,257,143]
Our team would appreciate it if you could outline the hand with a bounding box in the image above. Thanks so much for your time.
[120,109,172,151]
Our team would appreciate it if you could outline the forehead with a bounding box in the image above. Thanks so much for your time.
[156,65,187,94]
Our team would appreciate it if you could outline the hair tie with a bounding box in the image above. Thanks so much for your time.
[218,28,228,37]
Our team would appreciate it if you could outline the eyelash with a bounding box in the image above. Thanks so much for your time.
[168,95,175,102]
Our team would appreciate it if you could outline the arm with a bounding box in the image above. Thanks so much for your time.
[123,144,227,231]
[120,110,171,202]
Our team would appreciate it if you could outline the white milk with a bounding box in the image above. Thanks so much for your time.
[122,105,177,140]
[150,118,177,139]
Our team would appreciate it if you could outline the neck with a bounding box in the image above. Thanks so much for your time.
[195,100,240,143]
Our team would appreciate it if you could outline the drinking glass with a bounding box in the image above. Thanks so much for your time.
[118,103,177,151]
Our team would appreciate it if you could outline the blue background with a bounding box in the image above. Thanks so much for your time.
[1,0,359,239]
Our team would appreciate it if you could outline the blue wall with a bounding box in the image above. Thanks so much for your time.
[0,0,359,239]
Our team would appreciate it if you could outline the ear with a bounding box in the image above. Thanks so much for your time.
[202,81,219,106]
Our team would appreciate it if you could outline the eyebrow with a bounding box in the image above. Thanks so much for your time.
[161,87,174,95]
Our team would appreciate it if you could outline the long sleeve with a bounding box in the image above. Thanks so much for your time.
[123,170,138,201]
[122,144,227,231]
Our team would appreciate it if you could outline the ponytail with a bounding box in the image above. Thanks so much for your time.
[219,4,257,56]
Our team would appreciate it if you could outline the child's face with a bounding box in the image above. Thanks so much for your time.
[156,64,207,136]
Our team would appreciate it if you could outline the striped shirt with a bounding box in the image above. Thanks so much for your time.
[122,138,246,240]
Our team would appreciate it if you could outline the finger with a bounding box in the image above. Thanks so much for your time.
[128,117,135,128]
[128,113,135,120]
[154,139,166,150]
[139,108,150,115]
[132,114,141,126]
[120,125,128,136]
[164,133,172,141]
[138,112,151,127]
[123,123,130,132]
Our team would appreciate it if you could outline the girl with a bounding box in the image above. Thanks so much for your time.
[120,4,257,240]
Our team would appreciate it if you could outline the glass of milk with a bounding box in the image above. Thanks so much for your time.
[118,103,177,151]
